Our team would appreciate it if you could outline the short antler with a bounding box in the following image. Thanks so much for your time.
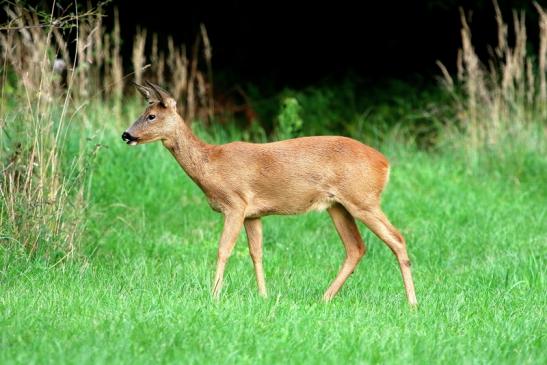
[133,81,175,108]
[132,81,155,102]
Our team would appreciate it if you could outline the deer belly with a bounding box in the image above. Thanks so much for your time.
[307,196,336,212]
[247,191,336,217]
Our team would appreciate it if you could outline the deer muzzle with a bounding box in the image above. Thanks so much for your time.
[121,131,139,146]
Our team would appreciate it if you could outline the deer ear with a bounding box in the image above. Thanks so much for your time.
[132,81,159,103]
[145,81,176,109]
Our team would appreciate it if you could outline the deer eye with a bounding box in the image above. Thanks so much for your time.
[147,114,156,121]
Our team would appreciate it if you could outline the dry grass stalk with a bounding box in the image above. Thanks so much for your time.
[132,28,147,85]
[91,10,103,93]
[52,27,70,66]
[196,72,209,121]
[534,2,547,112]
[111,8,123,100]
[436,60,454,91]
[0,4,94,261]
[175,46,190,115]
[201,24,214,120]
[186,35,201,123]
[494,0,508,57]
[76,21,89,97]
[458,9,484,146]
[103,34,111,90]
[150,33,165,84]
[157,52,165,86]
[127,23,216,123]
[151,33,158,65]
[167,38,187,107]
[1,2,220,250]
[438,1,546,153]
[1,4,216,117]
[1,2,218,260]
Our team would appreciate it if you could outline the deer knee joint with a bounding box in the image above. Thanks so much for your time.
[348,244,366,262]
[357,243,366,258]
[401,259,411,268]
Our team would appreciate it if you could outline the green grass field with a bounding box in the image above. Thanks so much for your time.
[2,120,545,364]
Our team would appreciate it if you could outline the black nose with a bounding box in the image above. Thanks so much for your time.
[121,131,136,142]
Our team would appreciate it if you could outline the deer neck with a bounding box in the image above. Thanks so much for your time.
[162,118,211,187]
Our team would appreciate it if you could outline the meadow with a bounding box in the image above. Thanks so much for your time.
[1,3,546,365]
[2,120,545,364]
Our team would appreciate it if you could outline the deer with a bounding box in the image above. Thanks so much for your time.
[122,81,417,306]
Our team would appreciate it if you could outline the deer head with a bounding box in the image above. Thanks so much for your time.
[122,81,179,146]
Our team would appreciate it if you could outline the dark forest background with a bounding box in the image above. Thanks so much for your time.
[52,0,544,89]
[122,1,540,84]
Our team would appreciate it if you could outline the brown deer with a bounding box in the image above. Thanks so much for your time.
[122,81,417,306]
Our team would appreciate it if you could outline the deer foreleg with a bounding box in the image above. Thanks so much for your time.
[212,211,245,299]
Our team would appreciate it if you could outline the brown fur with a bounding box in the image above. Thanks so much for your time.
[124,82,417,306]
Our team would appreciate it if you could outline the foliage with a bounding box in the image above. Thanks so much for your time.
[436,1,547,170]
[275,97,304,140]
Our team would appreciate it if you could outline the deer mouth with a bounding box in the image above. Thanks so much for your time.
[121,131,139,146]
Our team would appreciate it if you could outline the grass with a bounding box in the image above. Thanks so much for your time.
[1,121,545,364]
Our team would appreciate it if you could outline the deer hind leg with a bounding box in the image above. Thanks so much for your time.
[350,205,417,306]
[212,211,245,299]
[244,217,267,297]
[323,203,367,301]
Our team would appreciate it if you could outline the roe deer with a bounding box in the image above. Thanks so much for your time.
[122,81,417,306]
